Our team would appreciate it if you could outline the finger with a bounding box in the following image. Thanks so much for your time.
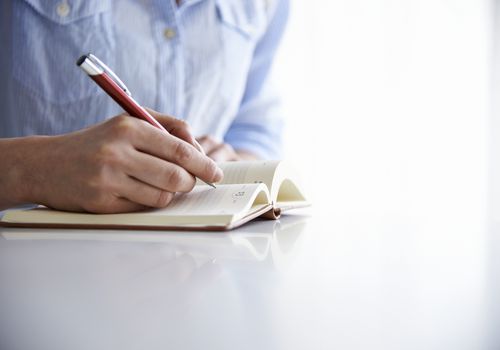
[208,143,239,162]
[197,135,219,155]
[120,176,176,209]
[124,151,196,193]
[134,125,223,184]
[145,108,200,150]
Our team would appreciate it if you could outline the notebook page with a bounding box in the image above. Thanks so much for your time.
[1,184,271,227]
[217,161,281,190]
[148,183,267,216]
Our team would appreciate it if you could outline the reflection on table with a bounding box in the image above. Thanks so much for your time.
[0,215,309,350]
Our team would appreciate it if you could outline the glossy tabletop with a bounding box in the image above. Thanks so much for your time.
[0,198,498,350]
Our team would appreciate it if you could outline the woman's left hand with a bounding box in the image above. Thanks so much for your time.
[196,135,259,162]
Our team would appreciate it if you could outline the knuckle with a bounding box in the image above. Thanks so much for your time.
[112,115,130,124]
[85,175,109,197]
[94,144,123,170]
[166,167,184,189]
[173,141,193,163]
[95,143,115,161]
[175,118,190,130]
[110,116,136,138]
[204,160,219,181]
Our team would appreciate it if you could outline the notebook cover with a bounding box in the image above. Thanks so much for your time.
[0,204,274,232]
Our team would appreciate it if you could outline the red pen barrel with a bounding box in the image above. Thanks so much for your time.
[90,73,167,132]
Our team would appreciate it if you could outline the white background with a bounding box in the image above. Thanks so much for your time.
[274,0,492,220]
[274,2,499,346]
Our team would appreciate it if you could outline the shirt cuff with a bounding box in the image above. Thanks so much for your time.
[225,128,283,160]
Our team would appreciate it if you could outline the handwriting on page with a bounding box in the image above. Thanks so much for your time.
[232,191,246,203]
[152,184,257,216]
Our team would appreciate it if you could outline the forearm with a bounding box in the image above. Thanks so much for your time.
[0,136,48,210]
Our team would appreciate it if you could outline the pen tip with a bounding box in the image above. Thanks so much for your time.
[201,179,216,188]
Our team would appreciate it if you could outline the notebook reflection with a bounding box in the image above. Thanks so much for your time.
[0,214,308,265]
[0,215,309,349]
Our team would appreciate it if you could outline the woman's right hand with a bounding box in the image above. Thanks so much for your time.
[0,113,223,213]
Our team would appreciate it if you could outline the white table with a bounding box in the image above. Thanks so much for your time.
[0,200,497,350]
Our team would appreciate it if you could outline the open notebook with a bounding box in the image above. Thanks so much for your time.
[0,161,310,231]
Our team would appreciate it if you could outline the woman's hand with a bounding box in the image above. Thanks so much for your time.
[0,112,223,213]
[197,135,259,162]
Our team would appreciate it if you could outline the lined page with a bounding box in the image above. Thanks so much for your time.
[2,184,271,227]
[217,161,281,189]
[149,184,266,216]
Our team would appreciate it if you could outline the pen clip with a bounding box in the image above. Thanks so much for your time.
[87,54,132,96]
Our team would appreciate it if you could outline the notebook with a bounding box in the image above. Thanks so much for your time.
[0,161,309,231]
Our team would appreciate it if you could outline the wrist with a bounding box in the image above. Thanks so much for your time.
[0,135,53,207]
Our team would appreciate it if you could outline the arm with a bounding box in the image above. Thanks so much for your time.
[0,112,223,213]
[198,0,290,161]
[223,0,290,160]
[0,136,44,210]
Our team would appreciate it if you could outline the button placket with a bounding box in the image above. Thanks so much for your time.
[163,27,176,40]
[56,0,70,18]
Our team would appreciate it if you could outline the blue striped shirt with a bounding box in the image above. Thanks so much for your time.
[0,0,289,159]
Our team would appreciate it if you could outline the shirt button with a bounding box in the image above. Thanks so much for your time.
[56,2,70,18]
[163,28,176,40]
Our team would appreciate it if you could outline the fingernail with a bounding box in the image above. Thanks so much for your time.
[215,166,224,180]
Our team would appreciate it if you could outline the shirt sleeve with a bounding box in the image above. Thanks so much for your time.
[223,0,290,160]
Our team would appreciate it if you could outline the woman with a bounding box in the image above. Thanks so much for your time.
[0,0,289,213]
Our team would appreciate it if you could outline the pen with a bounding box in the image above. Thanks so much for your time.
[76,53,216,188]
